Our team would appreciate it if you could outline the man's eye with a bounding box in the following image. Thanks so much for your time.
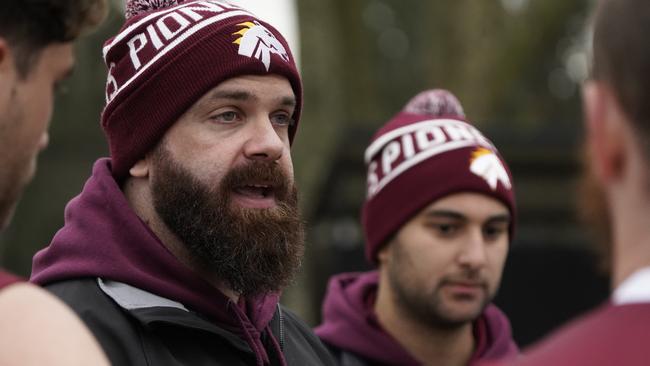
[483,225,507,240]
[271,113,293,127]
[211,111,239,123]
[428,223,458,236]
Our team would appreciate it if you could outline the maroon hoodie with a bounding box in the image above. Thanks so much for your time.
[501,302,650,366]
[0,269,20,290]
[315,271,519,365]
[31,158,282,365]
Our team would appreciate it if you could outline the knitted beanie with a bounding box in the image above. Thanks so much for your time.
[102,0,302,179]
[362,90,516,264]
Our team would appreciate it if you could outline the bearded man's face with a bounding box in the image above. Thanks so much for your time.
[150,143,304,296]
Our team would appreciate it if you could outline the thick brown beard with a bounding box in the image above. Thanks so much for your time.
[577,145,612,273]
[150,144,305,296]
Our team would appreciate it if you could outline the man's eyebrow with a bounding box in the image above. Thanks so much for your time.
[209,91,296,108]
[486,214,511,224]
[422,210,466,221]
[422,210,511,224]
[210,90,254,101]
[280,96,296,107]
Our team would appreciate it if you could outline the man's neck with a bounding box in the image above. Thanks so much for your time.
[374,280,475,366]
[612,233,650,290]
[606,134,650,290]
[123,177,240,302]
[609,176,650,290]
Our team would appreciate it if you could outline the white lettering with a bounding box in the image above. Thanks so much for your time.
[105,8,253,107]
[382,141,401,175]
[127,33,148,70]
[184,1,230,14]
[146,25,164,50]
[105,63,118,102]
[401,134,415,159]
[179,8,205,21]
[157,12,191,40]
[178,1,229,20]
[415,126,446,150]
[470,127,493,148]
[367,161,379,197]
[444,123,475,142]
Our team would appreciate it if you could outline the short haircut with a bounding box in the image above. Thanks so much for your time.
[591,0,650,154]
[0,0,108,78]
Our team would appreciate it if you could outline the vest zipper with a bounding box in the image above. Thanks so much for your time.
[277,304,285,352]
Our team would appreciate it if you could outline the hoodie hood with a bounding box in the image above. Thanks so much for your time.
[471,302,520,363]
[31,158,279,333]
[315,271,518,365]
[315,271,420,365]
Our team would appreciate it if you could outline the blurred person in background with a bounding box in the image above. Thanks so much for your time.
[30,0,334,365]
[0,0,109,365]
[500,0,650,364]
[316,89,519,366]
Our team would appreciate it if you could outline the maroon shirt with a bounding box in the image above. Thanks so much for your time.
[510,302,650,366]
[0,269,21,290]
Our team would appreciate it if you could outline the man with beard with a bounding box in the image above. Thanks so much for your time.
[316,90,519,366]
[497,0,650,365]
[0,1,109,364]
[29,1,334,365]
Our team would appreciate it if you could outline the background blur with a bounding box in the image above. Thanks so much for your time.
[0,0,607,348]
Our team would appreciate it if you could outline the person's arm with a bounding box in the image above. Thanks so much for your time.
[0,282,109,366]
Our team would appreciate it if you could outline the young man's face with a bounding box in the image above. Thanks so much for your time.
[379,192,510,328]
[0,41,74,230]
[145,74,304,295]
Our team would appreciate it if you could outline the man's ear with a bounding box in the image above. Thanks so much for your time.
[583,81,626,184]
[0,38,15,78]
[0,39,17,109]
[0,38,8,68]
[129,158,150,178]
[376,243,391,266]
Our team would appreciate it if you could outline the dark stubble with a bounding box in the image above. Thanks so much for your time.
[150,144,305,296]
[388,239,493,330]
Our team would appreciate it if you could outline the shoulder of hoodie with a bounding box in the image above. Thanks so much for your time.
[278,305,338,366]
[43,278,151,366]
[46,279,337,365]
[0,281,109,366]
[506,303,650,366]
[43,278,255,365]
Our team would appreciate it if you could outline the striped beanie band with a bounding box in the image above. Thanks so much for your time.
[101,0,302,179]
[362,89,516,263]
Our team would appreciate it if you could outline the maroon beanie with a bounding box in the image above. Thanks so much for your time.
[362,90,516,264]
[101,0,302,179]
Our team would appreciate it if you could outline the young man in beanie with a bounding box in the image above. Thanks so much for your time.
[316,90,519,366]
[30,1,334,365]
[499,1,650,365]
[0,1,109,364]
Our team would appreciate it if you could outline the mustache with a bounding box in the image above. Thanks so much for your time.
[220,161,292,200]
[439,274,488,289]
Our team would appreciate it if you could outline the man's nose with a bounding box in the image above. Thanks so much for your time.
[243,118,285,162]
[457,230,487,270]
